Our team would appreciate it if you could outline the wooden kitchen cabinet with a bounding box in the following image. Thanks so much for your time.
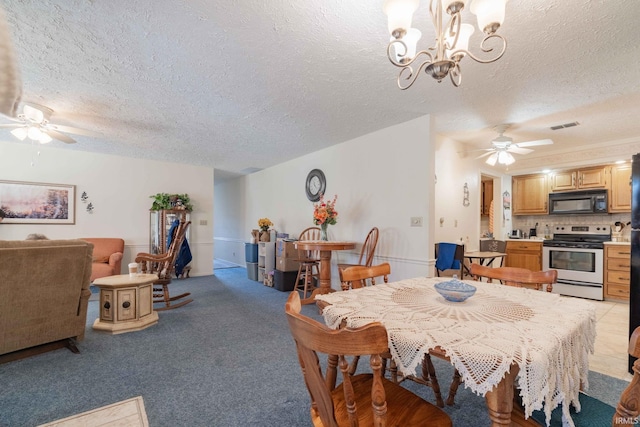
[609,163,632,213]
[604,244,631,300]
[512,174,548,215]
[549,166,609,192]
[505,241,542,271]
[481,180,493,215]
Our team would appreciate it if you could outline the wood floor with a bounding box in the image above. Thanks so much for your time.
[588,298,633,381]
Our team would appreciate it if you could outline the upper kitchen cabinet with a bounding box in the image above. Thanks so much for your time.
[549,166,609,192]
[513,173,548,215]
[610,163,632,213]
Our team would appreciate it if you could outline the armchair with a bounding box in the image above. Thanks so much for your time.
[81,238,124,282]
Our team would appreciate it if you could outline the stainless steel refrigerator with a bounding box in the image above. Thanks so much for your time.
[629,153,640,372]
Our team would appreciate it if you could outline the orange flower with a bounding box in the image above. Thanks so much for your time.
[313,194,338,226]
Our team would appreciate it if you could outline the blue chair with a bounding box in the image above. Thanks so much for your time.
[434,243,465,278]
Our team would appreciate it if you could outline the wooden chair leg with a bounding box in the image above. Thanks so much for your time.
[423,355,445,408]
[446,368,462,406]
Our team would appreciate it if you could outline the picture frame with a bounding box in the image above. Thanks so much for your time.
[0,180,76,224]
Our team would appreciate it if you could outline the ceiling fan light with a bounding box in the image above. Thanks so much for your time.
[27,126,43,141]
[38,132,52,144]
[486,153,498,166]
[497,150,515,165]
[470,0,508,34]
[11,127,28,140]
[383,0,419,37]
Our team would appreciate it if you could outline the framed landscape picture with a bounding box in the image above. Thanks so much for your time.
[0,180,76,224]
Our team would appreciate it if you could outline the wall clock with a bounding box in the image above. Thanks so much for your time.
[305,169,326,202]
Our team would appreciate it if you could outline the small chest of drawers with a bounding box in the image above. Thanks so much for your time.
[604,244,631,300]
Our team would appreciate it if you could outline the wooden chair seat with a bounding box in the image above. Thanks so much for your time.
[286,292,451,427]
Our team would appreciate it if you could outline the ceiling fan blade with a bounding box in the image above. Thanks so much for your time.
[0,123,22,128]
[47,129,77,144]
[47,123,100,137]
[515,139,553,148]
[507,146,533,155]
[475,151,496,159]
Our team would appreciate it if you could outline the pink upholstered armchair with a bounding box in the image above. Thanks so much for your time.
[81,238,125,282]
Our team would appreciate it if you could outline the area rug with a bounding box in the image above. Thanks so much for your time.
[37,396,148,427]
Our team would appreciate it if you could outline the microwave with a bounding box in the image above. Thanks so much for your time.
[548,189,608,215]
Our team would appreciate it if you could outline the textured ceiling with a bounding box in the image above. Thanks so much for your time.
[3,1,640,179]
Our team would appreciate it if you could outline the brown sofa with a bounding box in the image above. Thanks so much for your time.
[81,238,124,282]
[0,239,93,357]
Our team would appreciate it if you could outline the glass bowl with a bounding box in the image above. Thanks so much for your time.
[434,279,477,302]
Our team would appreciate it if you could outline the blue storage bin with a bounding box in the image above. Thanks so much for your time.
[245,243,258,263]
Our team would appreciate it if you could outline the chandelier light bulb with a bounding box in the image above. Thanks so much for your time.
[383,0,419,37]
[470,0,508,34]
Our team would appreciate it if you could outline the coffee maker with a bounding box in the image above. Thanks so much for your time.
[529,223,538,238]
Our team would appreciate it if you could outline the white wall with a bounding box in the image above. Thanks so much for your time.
[0,140,214,276]
[214,116,436,284]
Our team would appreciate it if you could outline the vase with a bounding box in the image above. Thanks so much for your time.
[260,230,270,242]
[320,223,328,241]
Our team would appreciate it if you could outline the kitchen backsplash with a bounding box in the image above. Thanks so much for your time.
[511,213,631,238]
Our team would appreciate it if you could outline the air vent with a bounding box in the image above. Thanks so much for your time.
[550,121,580,130]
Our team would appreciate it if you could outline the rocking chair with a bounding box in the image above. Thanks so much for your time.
[135,219,193,311]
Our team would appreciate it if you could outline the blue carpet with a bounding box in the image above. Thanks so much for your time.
[0,268,630,426]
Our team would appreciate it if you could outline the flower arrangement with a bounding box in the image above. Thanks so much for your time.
[313,194,338,226]
[258,217,273,232]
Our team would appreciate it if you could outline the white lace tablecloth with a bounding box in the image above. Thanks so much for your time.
[316,277,597,427]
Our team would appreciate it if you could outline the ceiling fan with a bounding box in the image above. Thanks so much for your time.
[0,103,89,144]
[476,124,553,166]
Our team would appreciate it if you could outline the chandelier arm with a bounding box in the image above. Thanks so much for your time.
[387,44,434,68]
[449,63,462,87]
[445,12,462,52]
[397,59,432,90]
[459,34,507,64]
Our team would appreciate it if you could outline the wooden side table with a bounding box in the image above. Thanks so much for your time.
[92,274,159,334]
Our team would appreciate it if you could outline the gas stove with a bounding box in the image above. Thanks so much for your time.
[543,224,611,249]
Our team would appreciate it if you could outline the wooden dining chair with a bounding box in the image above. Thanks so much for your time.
[479,239,507,266]
[528,325,640,426]
[434,243,465,278]
[340,261,389,291]
[285,291,452,427]
[294,227,321,299]
[470,263,557,292]
[338,227,379,280]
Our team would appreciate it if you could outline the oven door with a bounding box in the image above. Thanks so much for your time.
[542,246,604,300]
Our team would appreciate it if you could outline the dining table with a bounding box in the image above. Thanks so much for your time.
[294,240,355,304]
[463,250,507,276]
[315,276,596,427]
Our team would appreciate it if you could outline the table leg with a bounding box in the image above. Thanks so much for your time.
[301,250,334,305]
[485,366,518,426]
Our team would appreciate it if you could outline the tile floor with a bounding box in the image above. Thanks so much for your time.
[588,298,633,381]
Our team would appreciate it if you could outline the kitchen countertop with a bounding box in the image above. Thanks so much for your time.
[505,238,547,242]
[604,241,630,245]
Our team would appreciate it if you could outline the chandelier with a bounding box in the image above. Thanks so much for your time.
[383,0,508,88]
